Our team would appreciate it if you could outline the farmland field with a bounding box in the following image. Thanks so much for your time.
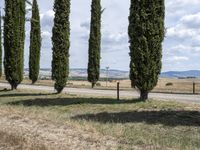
[1,77,199,94]
[0,88,200,149]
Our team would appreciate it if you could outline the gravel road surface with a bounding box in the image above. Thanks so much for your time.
[0,82,199,103]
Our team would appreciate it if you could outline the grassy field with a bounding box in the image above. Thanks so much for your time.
[0,89,200,149]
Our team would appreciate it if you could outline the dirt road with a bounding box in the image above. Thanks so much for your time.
[0,82,199,103]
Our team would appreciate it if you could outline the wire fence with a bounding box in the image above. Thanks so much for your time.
[152,81,200,94]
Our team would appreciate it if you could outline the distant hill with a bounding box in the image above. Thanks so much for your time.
[24,68,129,79]
[160,70,200,78]
[70,68,129,78]
[24,68,200,78]
[70,69,200,78]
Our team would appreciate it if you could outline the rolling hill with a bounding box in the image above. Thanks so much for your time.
[24,68,200,78]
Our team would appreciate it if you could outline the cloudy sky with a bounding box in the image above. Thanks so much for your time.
[1,0,200,72]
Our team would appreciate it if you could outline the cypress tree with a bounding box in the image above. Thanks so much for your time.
[29,0,41,84]
[0,10,2,77]
[52,0,70,93]
[87,0,102,88]
[128,0,165,100]
[4,0,25,90]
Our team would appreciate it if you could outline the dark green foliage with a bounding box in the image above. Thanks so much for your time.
[4,0,26,90]
[0,10,2,77]
[128,0,165,100]
[29,0,41,84]
[52,0,70,93]
[87,0,101,88]
[166,82,173,86]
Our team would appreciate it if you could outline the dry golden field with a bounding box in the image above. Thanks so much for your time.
[66,78,200,94]
[0,77,200,94]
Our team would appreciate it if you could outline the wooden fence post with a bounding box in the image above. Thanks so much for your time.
[193,82,196,94]
[117,82,120,100]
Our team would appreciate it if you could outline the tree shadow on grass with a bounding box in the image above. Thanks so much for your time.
[0,89,12,92]
[71,110,200,127]
[7,97,200,126]
[0,93,54,98]
[8,97,142,106]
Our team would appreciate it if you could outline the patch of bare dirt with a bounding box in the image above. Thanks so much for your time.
[0,108,117,150]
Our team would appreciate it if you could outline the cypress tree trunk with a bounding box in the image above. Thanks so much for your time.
[52,0,70,94]
[128,0,165,101]
[29,0,41,84]
[4,0,25,90]
[0,10,2,77]
[140,90,148,100]
[87,0,101,88]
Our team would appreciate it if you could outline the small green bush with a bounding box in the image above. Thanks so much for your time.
[166,82,173,86]
[67,82,73,86]
[96,82,101,87]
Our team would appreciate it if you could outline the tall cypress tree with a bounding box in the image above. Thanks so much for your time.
[128,0,165,100]
[87,0,101,88]
[0,9,2,77]
[29,0,41,84]
[4,0,25,90]
[52,0,70,93]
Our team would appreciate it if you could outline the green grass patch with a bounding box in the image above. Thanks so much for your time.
[0,89,200,149]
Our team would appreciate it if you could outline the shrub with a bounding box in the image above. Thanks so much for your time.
[166,82,173,86]
[96,82,101,87]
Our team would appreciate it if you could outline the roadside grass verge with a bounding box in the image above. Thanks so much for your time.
[0,89,200,149]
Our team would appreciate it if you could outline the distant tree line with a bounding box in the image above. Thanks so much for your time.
[0,0,165,100]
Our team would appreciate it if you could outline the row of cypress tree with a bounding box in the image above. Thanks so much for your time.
[51,0,102,93]
[1,0,102,93]
[1,0,165,100]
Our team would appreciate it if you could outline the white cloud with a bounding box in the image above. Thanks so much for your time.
[166,0,200,8]
[174,56,189,61]
[41,31,51,39]
[167,25,197,39]
[40,10,54,30]
[40,10,54,20]
[180,12,200,28]
[170,44,200,53]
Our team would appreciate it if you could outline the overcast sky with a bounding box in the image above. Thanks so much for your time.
[1,0,200,72]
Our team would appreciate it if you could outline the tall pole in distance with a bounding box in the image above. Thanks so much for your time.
[117,82,120,100]
[106,66,109,87]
